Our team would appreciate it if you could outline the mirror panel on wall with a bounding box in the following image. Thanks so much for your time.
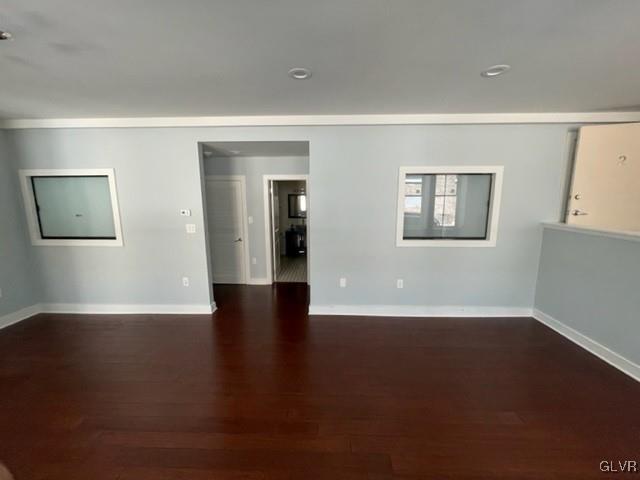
[288,193,307,218]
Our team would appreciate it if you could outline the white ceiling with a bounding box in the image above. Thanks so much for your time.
[1,0,640,119]
[202,141,309,157]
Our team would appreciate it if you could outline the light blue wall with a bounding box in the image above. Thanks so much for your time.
[6,124,571,309]
[204,155,309,280]
[6,128,212,307]
[535,227,640,366]
[0,131,40,319]
[309,125,569,307]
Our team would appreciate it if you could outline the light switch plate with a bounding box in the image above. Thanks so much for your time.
[185,224,196,234]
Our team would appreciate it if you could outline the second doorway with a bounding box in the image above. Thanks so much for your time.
[266,178,308,284]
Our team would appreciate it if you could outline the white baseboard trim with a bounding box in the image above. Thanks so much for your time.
[40,303,217,315]
[247,278,271,285]
[0,304,42,330]
[0,303,217,329]
[309,304,533,317]
[533,309,640,383]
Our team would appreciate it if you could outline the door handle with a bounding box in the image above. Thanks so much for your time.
[234,238,242,242]
[571,209,589,216]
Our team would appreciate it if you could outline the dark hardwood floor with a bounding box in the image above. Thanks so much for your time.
[0,284,638,479]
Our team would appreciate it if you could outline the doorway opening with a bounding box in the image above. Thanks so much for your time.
[199,141,309,306]
[265,177,308,284]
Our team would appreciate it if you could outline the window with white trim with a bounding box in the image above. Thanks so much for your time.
[396,166,504,247]
[19,169,123,247]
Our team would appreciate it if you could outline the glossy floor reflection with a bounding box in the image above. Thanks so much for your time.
[0,284,638,479]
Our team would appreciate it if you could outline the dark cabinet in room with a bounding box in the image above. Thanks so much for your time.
[285,225,306,257]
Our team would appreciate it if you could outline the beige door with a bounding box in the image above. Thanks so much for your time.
[567,123,640,231]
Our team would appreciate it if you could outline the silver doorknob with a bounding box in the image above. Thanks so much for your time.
[234,238,242,242]
[571,209,589,216]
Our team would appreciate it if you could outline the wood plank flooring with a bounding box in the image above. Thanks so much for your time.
[0,284,638,479]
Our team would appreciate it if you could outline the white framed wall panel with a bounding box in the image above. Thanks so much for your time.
[396,165,504,247]
[18,168,124,247]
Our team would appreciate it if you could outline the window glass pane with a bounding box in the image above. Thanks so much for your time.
[405,176,422,196]
[433,196,444,225]
[442,196,457,226]
[434,175,446,195]
[404,196,422,214]
[402,173,492,240]
[31,176,116,239]
[445,174,458,195]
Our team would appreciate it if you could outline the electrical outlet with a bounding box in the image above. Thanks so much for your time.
[251,257,257,265]
[182,277,190,287]
[180,209,192,217]
[339,277,347,288]
[185,224,196,234]
[396,279,404,289]
[248,216,254,224]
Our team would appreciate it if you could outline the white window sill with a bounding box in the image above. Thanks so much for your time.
[542,222,640,243]
[30,238,124,247]
[397,238,496,248]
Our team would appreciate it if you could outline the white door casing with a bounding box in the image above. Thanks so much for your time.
[271,181,281,280]
[262,174,309,284]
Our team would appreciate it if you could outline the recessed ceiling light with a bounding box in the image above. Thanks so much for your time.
[481,64,511,78]
[0,31,12,41]
[288,67,312,80]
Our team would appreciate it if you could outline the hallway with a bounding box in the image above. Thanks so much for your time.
[276,255,307,283]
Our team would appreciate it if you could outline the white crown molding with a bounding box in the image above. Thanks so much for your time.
[0,304,42,330]
[2,112,640,130]
[533,309,640,383]
[40,303,216,314]
[308,304,533,317]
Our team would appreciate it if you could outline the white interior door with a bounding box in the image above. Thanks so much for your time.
[567,123,640,231]
[206,179,246,284]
